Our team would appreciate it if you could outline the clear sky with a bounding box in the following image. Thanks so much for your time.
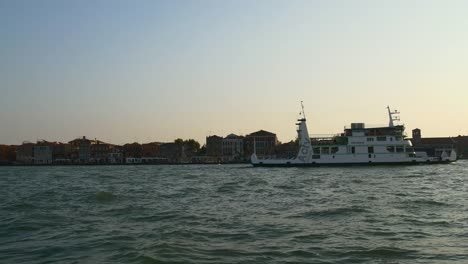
[1,0,468,145]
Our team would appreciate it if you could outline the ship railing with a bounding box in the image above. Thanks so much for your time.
[309,134,340,139]
[310,135,339,146]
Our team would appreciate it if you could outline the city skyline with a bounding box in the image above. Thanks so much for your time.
[2,0,468,145]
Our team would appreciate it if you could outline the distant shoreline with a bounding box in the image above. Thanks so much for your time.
[0,162,251,167]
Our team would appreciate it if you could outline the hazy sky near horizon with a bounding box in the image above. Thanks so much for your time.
[1,0,468,145]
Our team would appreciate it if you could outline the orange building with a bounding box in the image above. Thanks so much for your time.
[0,145,16,163]
[142,142,162,157]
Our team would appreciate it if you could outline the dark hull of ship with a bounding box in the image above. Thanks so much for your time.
[251,160,455,167]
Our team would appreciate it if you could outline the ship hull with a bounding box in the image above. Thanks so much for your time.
[252,160,454,167]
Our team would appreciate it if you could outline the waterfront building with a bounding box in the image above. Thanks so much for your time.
[206,135,223,158]
[244,130,278,158]
[191,155,219,163]
[123,143,142,159]
[69,137,92,163]
[181,139,200,160]
[142,142,162,157]
[33,141,53,165]
[108,146,124,164]
[90,139,113,164]
[0,145,7,164]
[52,142,73,163]
[108,152,123,164]
[275,140,299,159]
[410,129,457,158]
[455,135,468,159]
[16,142,35,164]
[140,142,170,163]
[0,145,6,162]
[141,157,169,164]
[125,157,142,164]
[0,145,16,164]
[159,143,183,163]
[222,134,244,162]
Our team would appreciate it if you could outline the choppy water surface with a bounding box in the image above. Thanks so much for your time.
[1,161,468,263]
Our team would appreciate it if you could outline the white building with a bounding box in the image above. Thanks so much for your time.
[33,145,53,165]
[108,152,123,164]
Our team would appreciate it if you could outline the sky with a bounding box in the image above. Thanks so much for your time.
[1,0,468,145]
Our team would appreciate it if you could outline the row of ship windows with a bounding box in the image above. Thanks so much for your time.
[366,136,403,142]
[313,146,413,154]
[313,147,339,154]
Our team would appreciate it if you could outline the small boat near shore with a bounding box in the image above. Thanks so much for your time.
[251,104,457,167]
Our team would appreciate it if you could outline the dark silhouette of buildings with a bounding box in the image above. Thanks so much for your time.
[455,135,468,159]
[275,140,299,159]
[222,134,244,162]
[411,128,458,157]
[0,145,16,164]
[206,135,223,158]
[244,130,278,158]
[3,126,466,165]
[16,142,35,164]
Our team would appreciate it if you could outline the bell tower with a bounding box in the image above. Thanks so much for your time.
[412,128,421,143]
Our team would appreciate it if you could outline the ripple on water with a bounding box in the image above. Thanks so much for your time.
[410,199,449,207]
[246,178,268,187]
[341,246,418,260]
[403,218,453,227]
[216,182,240,193]
[95,191,115,202]
[297,206,369,218]
[3,201,37,211]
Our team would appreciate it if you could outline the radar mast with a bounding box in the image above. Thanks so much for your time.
[387,106,400,127]
[300,101,306,120]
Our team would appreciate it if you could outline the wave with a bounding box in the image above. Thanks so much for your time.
[410,199,449,207]
[343,246,417,258]
[291,206,369,218]
[217,182,240,193]
[404,218,452,227]
[95,191,115,202]
[2,201,37,211]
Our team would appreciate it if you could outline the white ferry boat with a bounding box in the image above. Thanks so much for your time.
[251,104,457,167]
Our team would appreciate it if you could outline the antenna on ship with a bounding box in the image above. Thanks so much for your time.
[387,106,400,127]
[301,101,306,120]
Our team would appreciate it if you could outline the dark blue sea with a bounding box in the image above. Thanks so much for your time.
[1,161,468,263]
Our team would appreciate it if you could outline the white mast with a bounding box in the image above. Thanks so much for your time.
[301,100,306,120]
[296,101,312,163]
[387,106,400,127]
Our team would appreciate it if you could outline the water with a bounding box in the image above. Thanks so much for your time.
[1,161,468,264]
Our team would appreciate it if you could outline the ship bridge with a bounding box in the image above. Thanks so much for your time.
[344,123,406,138]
